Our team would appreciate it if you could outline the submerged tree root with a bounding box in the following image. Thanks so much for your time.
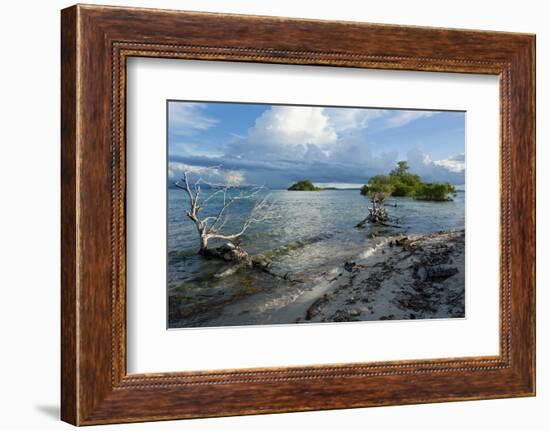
[205,242,305,283]
[252,260,305,283]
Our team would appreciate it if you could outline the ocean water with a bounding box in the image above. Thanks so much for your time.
[167,188,465,327]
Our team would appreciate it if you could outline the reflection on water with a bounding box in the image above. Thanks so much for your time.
[167,188,465,327]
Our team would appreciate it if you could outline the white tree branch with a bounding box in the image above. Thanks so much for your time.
[175,167,275,252]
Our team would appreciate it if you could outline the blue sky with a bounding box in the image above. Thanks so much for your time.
[168,101,465,189]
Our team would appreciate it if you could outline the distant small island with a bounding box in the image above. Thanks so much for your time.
[288,180,324,191]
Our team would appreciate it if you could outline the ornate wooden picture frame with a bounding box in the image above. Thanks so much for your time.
[61,4,535,425]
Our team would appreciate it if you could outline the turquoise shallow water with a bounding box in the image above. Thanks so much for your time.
[167,188,464,303]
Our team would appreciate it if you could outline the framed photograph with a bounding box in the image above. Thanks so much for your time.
[164,101,467,329]
[61,4,535,425]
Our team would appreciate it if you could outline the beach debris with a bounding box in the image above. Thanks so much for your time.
[344,261,357,272]
[416,266,428,281]
[426,266,458,281]
[395,236,409,247]
[345,296,357,305]
[205,243,253,266]
[251,259,304,283]
[305,294,330,320]
[331,309,361,322]
[392,232,464,317]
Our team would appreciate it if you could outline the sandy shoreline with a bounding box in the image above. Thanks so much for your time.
[169,229,465,327]
[298,229,465,323]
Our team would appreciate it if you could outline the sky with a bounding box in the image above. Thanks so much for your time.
[167,101,465,189]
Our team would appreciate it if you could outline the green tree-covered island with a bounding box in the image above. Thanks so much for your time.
[360,161,457,201]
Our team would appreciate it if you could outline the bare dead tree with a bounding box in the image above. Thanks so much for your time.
[174,167,275,261]
[366,192,390,224]
[357,186,396,228]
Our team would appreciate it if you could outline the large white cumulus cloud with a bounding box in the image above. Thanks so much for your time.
[228,106,397,167]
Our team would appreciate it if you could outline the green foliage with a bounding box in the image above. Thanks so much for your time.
[288,180,323,191]
[388,160,422,197]
[360,161,458,201]
[415,182,457,201]
[390,160,410,177]
[360,175,394,198]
